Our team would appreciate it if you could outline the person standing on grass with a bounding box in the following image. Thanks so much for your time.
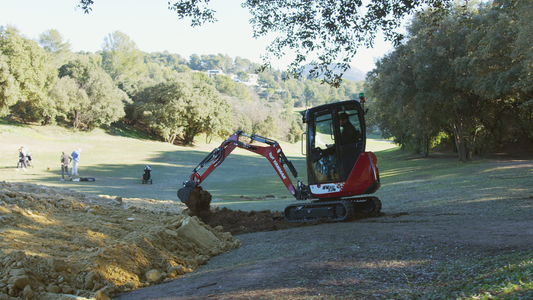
[16,146,27,171]
[60,151,72,181]
[71,148,81,176]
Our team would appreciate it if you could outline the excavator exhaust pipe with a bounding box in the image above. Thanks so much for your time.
[177,181,197,205]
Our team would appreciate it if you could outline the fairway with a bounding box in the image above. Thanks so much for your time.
[0,123,396,212]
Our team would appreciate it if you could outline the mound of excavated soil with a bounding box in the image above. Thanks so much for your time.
[0,182,241,300]
[187,188,384,236]
[197,207,385,236]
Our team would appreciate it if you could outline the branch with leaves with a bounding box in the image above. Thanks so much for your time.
[78,0,452,86]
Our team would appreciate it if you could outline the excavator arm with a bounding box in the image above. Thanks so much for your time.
[177,131,309,206]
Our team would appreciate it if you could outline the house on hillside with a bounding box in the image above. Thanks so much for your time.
[206,70,224,77]
[231,73,259,86]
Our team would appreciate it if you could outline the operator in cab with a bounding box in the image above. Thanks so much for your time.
[339,112,360,144]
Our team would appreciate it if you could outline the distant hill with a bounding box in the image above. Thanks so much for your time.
[302,64,367,82]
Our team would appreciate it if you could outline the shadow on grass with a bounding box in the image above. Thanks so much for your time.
[102,122,157,141]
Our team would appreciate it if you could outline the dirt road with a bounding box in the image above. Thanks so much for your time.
[114,194,533,299]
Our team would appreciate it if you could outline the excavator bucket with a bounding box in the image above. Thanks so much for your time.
[177,185,196,206]
[177,182,212,216]
[178,180,201,205]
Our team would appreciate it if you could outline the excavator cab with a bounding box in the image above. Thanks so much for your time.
[305,101,365,185]
[301,100,380,200]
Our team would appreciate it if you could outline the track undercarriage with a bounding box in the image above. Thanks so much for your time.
[283,196,381,222]
[179,185,382,223]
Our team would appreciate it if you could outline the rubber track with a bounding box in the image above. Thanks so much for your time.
[284,200,354,223]
[284,196,381,223]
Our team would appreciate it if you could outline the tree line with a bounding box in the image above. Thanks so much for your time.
[0,27,365,145]
[367,0,533,161]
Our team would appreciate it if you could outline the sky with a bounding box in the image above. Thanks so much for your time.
[0,0,396,74]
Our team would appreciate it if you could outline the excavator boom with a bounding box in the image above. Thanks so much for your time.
[178,131,309,207]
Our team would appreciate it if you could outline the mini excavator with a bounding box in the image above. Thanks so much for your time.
[178,97,381,222]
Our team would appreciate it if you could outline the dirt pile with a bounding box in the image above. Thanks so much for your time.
[0,182,241,300]
[186,187,384,236]
[184,186,212,216]
[184,186,322,235]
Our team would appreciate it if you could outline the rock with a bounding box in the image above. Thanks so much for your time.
[124,281,136,289]
[60,284,74,294]
[95,290,111,300]
[176,217,220,249]
[7,285,15,296]
[93,281,104,291]
[8,275,30,290]
[23,285,34,299]
[167,265,185,278]
[9,269,26,276]
[165,229,178,237]
[145,269,162,283]
[50,259,69,272]
[46,284,62,293]
[84,271,97,290]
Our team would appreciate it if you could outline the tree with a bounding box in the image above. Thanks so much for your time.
[511,0,533,140]
[135,73,232,144]
[188,53,202,70]
[0,53,17,117]
[367,0,533,161]
[58,58,129,129]
[200,53,233,73]
[0,26,57,121]
[48,76,89,126]
[77,0,455,86]
[234,56,252,72]
[39,29,75,69]
[101,31,147,95]
[144,51,190,73]
[39,29,72,54]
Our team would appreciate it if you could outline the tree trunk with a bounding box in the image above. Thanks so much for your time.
[422,134,429,157]
[452,120,469,162]
[73,110,80,130]
[169,132,177,144]
[184,125,197,145]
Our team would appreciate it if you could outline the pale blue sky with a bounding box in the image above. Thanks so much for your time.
[0,0,395,73]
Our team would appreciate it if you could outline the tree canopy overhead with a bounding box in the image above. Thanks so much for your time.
[76,0,453,86]
[367,0,533,161]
